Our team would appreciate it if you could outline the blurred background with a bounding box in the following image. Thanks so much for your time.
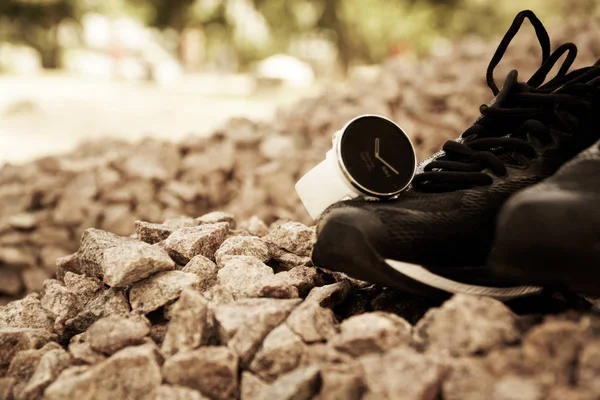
[1,0,599,164]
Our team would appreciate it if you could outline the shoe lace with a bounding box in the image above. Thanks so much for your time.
[412,10,600,193]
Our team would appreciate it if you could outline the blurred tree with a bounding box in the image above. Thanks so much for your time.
[0,0,75,68]
[1,0,599,73]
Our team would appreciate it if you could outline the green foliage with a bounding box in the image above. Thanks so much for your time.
[1,0,599,71]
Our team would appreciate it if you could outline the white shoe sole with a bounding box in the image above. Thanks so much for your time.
[385,259,543,300]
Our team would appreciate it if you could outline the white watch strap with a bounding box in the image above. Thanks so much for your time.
[295,150,358,220]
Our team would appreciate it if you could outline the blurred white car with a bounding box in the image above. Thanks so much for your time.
[254,54,315,88]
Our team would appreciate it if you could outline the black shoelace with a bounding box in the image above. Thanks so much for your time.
[412,10,600,193]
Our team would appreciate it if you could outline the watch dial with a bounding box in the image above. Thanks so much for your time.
[339,115,415,196]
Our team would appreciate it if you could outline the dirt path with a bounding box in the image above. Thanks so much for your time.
[0,72,317,165]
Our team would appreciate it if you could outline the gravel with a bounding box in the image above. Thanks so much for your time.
[0,215,597,398]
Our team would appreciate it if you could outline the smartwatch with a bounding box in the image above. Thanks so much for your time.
[295,114,417,220]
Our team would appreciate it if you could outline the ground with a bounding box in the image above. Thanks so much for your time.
[0,72,318,165]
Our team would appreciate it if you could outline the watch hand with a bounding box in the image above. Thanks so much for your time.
[375,138,380,157]
[375,154,400,175]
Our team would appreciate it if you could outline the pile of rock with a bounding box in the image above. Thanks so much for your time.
[1,15,599,299]
[0,212,598,400]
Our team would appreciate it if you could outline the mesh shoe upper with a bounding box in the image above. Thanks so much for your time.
[317,10,600,268]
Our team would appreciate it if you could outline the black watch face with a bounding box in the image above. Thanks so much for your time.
[339,115,415,196]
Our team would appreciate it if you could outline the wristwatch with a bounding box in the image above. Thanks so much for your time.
[295,114,417,220]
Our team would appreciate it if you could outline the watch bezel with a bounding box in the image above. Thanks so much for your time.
[334,114,417,198]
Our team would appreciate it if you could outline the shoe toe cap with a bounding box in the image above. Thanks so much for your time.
[496,188,585,240]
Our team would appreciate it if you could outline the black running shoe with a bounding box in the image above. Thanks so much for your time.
[488,139,600,296]
[312,10,600,299]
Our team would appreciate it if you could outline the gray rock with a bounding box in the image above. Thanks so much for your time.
[281,267,324,296]
[134,221,175,245]
[0,247,36,269]
[213,298,301,366]
[164,223,229,264]
[202,286,235,346]
[21,270,47,296]
[129,271,201,314]
[576,339,600,394]
[250,276,299,299]
[284,281,349,343]
[546,386,596,400]
[239,216,269,237]
[522,319,587,385]
[6,212,37,230]
[484,347,527,377]
[203,285,235,306]
[102,241,176,287]
[241,372,267,400]
[44,344,162,400]
[40,246,71,276]
[40,280,81,336]
[319,363,366,400]
[0,329,56,367]
[264,222,315,257]
[253,366,321,400]
[286,303,338,343]
[162,347,238,400]
[214,236,270,268]
[68,335,106,365]
[162,290,209,356]
[226,229,253,239]
[62,273,103,306]
[304,281,352,308]
[196,212,237,229]
[46,365,88,382]
[492,375,544,400]
[0,377,14,400]
[268,248,313,272]
[7,342,62,400]
[149,323,169,347]
[259,135,295,160]
[182,255,218,292]
[19,347,72,400]
[163,217,198,229]
[55,253,82,281]
[0,295,54,332]
[155,385,209,400]
[414,294,519,357]
[86,315,150,355]
[249,324,307,382]
[102,204,137,237]
[76,228,125,278]
[120,139,180,181]
[64,288,130,336]
[330,312,412,357]
[0,268,23,297]
[180,137,235,175]
[77,228,175,287]
[441,358,494,400]
[251,266,323,299]
[299,344,354,367]
[360,346,445,400]
[217,256,274,299]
